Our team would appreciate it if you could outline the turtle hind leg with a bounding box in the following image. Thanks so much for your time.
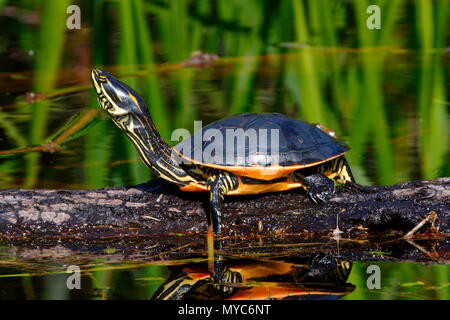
[334,157,378,193]
[302,173,335,203]
[335,156,355,184]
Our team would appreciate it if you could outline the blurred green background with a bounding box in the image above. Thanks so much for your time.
[0,0,449,300]
[0,0,448,190]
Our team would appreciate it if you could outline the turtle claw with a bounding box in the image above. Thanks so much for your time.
[307,188,333,203]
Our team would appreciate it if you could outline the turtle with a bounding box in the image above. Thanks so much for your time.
[91,69,355,235]
[152,256,353,300]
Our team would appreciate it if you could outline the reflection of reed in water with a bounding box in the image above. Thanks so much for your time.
[152,254,354,300]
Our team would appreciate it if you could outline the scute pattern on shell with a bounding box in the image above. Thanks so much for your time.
[174,113,349,167]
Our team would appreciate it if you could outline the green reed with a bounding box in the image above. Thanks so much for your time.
[345,261,450,300]
[0,0,448,188]
[0,0,448,300]
[415,0,449,179]
[24,0,70,188]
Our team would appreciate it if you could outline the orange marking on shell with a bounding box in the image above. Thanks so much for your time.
[229,261,295,281]
[225,286,344,300]
[177,152,345,181]
[180,180,304,195]
[180,183,208,192]
[228,181,304,195]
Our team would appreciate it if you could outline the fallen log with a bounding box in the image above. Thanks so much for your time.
[0,177,449,241]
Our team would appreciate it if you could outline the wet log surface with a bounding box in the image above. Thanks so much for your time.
[0,177,449,265]
[0,177,449,240]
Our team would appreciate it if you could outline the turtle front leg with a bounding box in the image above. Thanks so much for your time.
[207,172,238,281]
[302,173,335,203]
[207,172,238,235]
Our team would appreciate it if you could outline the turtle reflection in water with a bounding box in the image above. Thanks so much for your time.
[152,255,354,300]
[91,69,355,235]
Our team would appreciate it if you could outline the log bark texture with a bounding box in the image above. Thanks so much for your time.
[0,177,449,240]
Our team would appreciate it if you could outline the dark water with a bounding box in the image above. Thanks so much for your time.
[0,0,449,300]
[1,245,449,300]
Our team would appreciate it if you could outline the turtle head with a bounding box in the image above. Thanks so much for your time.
[91,68,197,186]
[91,68,149,124]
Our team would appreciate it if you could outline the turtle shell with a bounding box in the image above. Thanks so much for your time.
[174,113,349,168]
